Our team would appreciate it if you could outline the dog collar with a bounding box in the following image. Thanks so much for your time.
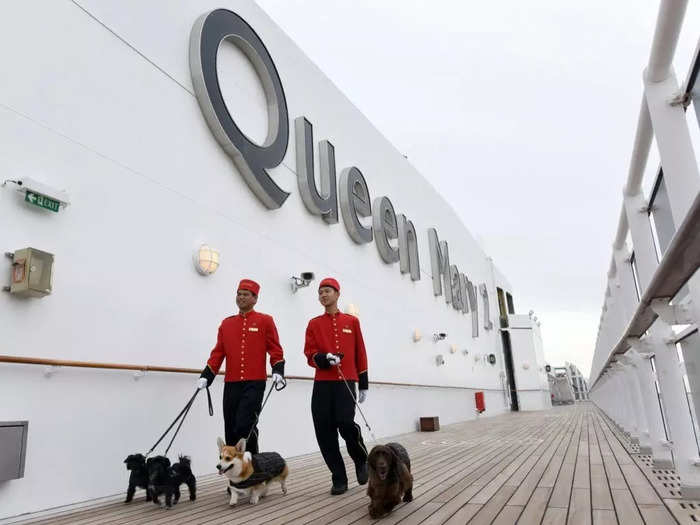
[221,464,234,474]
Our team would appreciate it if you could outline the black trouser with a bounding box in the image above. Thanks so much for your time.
[311,380,368,485]
[223,380,266,454]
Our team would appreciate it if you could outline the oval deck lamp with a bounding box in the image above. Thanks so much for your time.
[193,244,220,275]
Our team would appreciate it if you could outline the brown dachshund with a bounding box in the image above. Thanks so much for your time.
[367,442,413,518]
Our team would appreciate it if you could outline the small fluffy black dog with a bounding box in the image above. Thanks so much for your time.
[146,455,197,509]
[123,454,151,503]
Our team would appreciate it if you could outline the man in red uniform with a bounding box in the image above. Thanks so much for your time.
[304,277,369,495]
[198,279,285,454]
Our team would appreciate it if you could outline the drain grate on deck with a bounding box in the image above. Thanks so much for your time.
[633,457,684,498]
[638,454,654,468]
[665,499,700,524]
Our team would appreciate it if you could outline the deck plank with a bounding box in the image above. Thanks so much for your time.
[592,509,617,525]
[567,488,591,525]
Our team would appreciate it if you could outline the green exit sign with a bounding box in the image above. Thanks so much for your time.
[25,191,61,213]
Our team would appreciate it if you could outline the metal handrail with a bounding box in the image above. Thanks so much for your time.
[590,189,700,387]
[0,354,513,391]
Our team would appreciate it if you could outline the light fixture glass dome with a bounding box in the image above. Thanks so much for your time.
[194,244,220,275]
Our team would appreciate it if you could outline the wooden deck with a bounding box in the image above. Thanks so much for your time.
[3,403,694,524]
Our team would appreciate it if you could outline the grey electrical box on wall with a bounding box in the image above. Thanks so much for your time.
[6,248,54,297]
[0,421,28,481]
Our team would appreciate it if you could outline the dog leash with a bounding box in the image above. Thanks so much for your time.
[246,376,287,441]
[145,386,214,457]
[336,365,378,444]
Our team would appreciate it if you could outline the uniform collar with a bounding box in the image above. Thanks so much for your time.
[324,310,340,317]
[239,309,256,319]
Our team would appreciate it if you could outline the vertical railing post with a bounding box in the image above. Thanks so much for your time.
[618,354,651,450]
[644,329,700,498]
[625,346,674,467]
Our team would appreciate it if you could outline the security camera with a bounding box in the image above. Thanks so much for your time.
[290,272,315,293]
[432,332,447,342]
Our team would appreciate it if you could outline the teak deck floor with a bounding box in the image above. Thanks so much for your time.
[4,403,695,524]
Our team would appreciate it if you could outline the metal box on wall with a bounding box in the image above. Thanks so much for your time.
[7,248,54,297]
[0,421,28,481]
[419,416,440,432]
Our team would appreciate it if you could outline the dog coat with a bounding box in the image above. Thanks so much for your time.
[229,452,286,489]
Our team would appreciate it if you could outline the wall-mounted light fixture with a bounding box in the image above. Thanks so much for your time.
[488,353,497,365]
[522,362,531,370]
[290,272,315,293]
[449,344,457,354]
[432,332,447,342]
[435,354,445,366]
[193,244,220,275]
[412,329,422,342]
[462,349,469,356]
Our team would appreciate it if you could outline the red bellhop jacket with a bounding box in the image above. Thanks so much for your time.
[202,311,285,384]
[304,312,368,390]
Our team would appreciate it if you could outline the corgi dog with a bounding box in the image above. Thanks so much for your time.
[216,437,288,506]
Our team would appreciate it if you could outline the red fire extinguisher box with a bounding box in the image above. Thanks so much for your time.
[475,391,485,413]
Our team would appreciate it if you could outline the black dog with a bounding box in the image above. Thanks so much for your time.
[124,454,151,503]
[146,455,197,509]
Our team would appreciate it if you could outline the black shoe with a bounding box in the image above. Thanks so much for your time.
[356,461,369,485]
[330,483,348,495]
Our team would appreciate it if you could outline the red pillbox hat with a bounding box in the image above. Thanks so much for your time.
[319,277,340,292]
[238,279,260,296]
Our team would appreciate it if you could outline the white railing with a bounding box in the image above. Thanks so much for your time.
[588,0,700,499]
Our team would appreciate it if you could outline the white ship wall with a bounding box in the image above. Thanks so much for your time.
[0,0,548,517]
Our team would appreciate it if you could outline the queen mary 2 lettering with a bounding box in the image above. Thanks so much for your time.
[189,8,484,334]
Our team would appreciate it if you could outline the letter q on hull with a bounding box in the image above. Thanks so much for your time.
[190,9,290,209]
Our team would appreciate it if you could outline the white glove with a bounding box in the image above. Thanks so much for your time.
[197,378,208,390]
[358,390,368,404]
[326,353,341,366]
[272,373,284,385]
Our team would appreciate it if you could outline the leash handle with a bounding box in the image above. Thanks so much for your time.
[206,385,214,416]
